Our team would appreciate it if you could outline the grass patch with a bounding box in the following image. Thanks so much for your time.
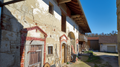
[84,51,93,54]
[93,53,97,56]
[86,56,101,63]
[85,51,101,64]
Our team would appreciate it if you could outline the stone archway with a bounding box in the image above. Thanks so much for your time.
[68,32,75,53]
[60,34,68,64]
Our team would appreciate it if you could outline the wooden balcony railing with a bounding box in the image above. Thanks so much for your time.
[79,34,87,42]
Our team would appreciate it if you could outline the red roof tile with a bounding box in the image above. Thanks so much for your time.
[87,37,99,40]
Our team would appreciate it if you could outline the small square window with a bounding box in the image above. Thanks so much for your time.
[49,2,54,15]
[48,46,53,54]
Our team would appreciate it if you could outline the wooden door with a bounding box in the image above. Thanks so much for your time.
[62,45,64,64]
[28,45,42,67]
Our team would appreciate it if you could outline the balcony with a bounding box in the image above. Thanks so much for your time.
[79,34,87,42]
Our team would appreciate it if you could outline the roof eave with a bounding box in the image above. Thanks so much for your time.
[77,0,91,33]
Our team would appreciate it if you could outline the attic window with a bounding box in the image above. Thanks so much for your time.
[49,2,54,15]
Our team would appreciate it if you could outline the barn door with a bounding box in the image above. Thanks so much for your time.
[28,45,42,67]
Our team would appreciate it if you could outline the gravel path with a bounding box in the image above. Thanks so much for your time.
[68,52,119,67]
[93,52,119,67]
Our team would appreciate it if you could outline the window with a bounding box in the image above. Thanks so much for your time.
[28,45,42,67]
[48,46,53,54]
[49,2,54,15]
[61,12,66,32]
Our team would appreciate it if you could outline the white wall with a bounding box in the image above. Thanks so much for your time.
[100,43,118,52]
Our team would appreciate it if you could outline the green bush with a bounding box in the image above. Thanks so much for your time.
[67,62,69,64]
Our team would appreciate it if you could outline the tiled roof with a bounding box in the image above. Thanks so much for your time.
[99,35,117,43]
[87,37,99,40]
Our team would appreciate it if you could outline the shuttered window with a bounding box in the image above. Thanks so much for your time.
[49,2,54,15]
[28,45,42,67]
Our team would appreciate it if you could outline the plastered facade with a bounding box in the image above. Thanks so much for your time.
[0,0,86,67]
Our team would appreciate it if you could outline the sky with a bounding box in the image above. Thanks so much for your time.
[80,0,117,34]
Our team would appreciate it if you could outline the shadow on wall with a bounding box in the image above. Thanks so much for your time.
[0,6,28,67]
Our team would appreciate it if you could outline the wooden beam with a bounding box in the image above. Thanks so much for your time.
[78,22,84,25]
[71,1,79,5]
[76,20,84,22]
[73,18,83,21]
[59,0,71,4]
[67,3,80,9]
[67,1,79,5]
[68,6,81,12]
[71,15,80,18]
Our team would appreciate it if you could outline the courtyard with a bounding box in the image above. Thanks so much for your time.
[67,52,118,67]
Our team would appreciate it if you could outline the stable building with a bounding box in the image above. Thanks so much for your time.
[87,37,99,51]
[99,36,117,52]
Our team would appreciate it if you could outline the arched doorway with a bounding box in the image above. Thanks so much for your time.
[60,34,68,64]
[68,32,75,53]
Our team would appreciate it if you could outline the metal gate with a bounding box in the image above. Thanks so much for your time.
[28,45,42,67]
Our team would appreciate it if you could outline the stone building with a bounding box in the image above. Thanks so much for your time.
[0,0,91,67]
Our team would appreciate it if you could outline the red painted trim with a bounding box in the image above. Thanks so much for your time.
[60,34,68,40]
[76,39,78,44]
[71,45,75,54]
[43,38,46,64]
[61,39,67,43]
[20,26,47,67]
[59,34,68,58]
[21,26,47,37]
[26,37,45,41]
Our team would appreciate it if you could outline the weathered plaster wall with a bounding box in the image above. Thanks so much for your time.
[100,44,117,52]
[0,0,80,67]
[117,0,120,66]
